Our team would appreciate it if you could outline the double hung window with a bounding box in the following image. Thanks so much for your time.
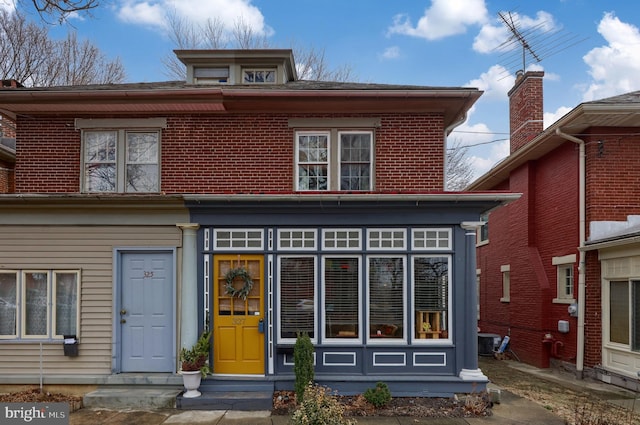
[0,270,79,340]
[83,130,159,193]
[296,131,372,191]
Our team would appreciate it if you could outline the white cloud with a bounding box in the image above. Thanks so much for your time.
[117,0,270,36]
[468,139,510,179]
[388,0,488,40]
[544,106,572,129]
[465,64,514,101]
[380,46,400,60]
[582,12,640,101]
[0,0,15,13]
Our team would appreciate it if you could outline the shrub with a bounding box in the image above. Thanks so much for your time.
[293,332,314,403]
[363,382,392,408]
[290,383,357,425]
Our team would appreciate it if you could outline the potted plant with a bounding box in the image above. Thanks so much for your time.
[180,330,212,398]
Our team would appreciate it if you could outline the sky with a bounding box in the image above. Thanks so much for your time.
[4,0,640,180]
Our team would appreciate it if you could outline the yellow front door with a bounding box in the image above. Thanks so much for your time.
[213,255,265,374]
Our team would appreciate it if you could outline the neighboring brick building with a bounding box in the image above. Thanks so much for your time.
[0,49,516,401]
[469,70,640,389]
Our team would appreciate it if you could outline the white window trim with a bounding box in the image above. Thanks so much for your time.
[295,130,331,192]
[81,128,161,193]
[411,255,452,345]
[367,228,406,251]
[0,270,18,340]
[552,255,576,304]
[412,228,452,251]
[294,129,375,192]
[337,130,374,192]
[277,255,318,345]
[321,228,362,251]
[366,255,407,345]
[321,255,362,345]
[213,228,264,251]
[6,270,81,340]
[277,228,317,251]
[52,271,81,339]
[500,264,510,303]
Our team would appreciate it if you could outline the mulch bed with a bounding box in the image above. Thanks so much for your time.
[272,390,492,418]
[0,388,83,413]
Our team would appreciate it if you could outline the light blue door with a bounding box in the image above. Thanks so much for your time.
[120,252,174,372]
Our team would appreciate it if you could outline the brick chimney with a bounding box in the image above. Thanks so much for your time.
[508,70,544,153]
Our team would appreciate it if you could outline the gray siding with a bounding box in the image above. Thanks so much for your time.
[0,225,182,376]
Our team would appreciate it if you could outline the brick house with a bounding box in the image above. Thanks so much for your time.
[0,49,516,399]
[469,70,640,389]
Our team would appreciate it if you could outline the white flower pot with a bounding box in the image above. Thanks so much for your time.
[181,370,202,398]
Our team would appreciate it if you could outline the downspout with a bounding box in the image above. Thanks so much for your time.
[555,128,586,378]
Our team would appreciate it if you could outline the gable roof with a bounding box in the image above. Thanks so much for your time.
[467,91,640,190]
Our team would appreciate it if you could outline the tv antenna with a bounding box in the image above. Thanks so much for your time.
[495,11,587,76]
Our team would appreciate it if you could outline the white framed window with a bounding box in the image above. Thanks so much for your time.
[278,256,317,344]
[367,229,406,250]
[412,228,451,250]
[322,229,361,250]
[295,130,373,191]
[322,256,361,343]
[477,212,489,245]
[476,269,481,321]
[552,255,576,303]
[0,270,79,340]
[606,279,640,351]
[83,129,160,193]
[0,271,18,339]
[214,229,264,250]
[339,131,372,191]
[296,132,329,191]
[412,256,451,344]
[278,229,317,251]
[367,256,406,343]
[500,265,510,303]
[243,68,276,83]
[194,67,229,84]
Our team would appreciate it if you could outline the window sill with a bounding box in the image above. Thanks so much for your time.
[476,239,489,247]
[552,298,576,304]
[500,297,510,303]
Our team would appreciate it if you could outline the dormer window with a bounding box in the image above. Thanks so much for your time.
[243,68,276,84]
[194,67,229,84]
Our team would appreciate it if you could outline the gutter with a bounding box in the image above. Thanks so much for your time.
[555,128,586,378]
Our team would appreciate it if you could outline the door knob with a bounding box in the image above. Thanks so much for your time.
[120,309,127,315]
[120,319,126,324]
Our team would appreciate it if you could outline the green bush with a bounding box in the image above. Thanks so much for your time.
[363,382,392,408]
[290,383,356,425]
[293,332,315,403]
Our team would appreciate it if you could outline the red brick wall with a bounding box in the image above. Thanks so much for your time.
[15,113,446,193]
[15,118,81,193]
[477,142,580,368]
[583,250,602,368]
[0,158,13,193]
[584,127,640,226]
[508,71,544,153]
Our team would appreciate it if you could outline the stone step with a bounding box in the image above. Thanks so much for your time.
[176,390,273,411]
[83,386,182,409]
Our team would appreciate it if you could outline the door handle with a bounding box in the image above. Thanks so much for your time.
[120,319,126,324]
[120,309,127,315]
[258,319,264,333]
